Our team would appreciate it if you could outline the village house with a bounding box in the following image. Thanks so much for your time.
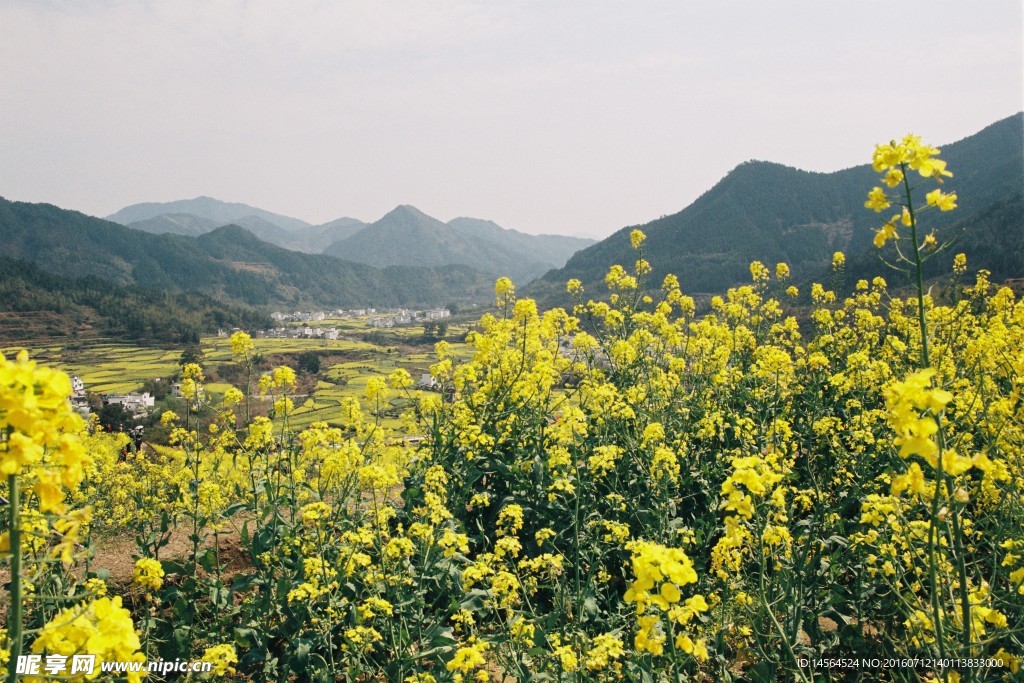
[417,309,450,321]
[104,392,156,416]
[69,376,90,417]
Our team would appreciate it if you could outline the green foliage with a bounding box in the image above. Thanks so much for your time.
[141,377,172,400]
[178,345,204,368]
[0,256,272,343]
[97,402,136,432]
[421,321,448,341]
[0,201,494,308]
[296,351,321,374]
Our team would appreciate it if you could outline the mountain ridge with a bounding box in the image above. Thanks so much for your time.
[107,196,312,232]
[324,205,594,284]
[0,198,493,309]
[109,198,593,275]
[531,113,1024,302]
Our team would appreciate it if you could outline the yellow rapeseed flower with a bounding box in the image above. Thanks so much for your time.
[865,187,891,212]
[132,557,165,592]
[200,643,238,677]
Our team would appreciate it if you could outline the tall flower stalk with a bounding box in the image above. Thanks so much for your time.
[867,136,974,676]
[5,474,22,683]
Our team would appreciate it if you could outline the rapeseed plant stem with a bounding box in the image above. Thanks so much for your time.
[6,475,21,683]
[901,163,931,369]
[901,172,949,663]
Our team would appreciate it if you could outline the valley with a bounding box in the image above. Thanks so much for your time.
[3,314,477,435]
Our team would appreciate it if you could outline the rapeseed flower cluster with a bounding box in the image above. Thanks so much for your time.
[132,557,165,592]
[623,541,709,661]
[199,643,238,677]
[0,350,89,513]
[31,597,145,683]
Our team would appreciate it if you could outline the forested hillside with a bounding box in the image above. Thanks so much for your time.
[0,257,271,342]
[532,113,1023,302]
[0,199,492,308]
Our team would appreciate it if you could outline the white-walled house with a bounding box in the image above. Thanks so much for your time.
[68,376,90,417]
[105,392,156,416]
[171,383,205,399]
[418,309,451,320]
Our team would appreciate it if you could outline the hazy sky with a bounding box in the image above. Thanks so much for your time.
[2,1,1021,237]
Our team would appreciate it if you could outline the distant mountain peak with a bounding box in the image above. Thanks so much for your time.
[368,205,445,232]
[201,223,261,241]
[324,206,597,284]
[106,197,311,232]
[532,112,1023,304]
[384,204,432,220]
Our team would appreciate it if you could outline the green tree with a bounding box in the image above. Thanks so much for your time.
[97,402,136,433]
[296,351,321,375]
[179,345,204,368]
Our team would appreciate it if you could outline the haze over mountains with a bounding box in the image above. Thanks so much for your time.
[108,196,313,231]
[531,112,1024,303]
[1,113,1020,341]
[111,198,366,254]
[0,198,494,309]
[323,206,592,283]
[107,198,594,281]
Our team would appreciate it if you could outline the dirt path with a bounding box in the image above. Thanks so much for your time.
[87,525,249,585]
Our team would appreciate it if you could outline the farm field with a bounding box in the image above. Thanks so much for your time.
[4,342,184,395]
[3,320,475,431]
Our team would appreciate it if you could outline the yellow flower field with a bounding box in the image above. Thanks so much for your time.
[1,137,1021,682]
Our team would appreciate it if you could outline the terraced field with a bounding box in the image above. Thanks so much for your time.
[4,319,473,430]
[4,342,184,394]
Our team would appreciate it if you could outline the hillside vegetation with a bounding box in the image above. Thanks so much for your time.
[532,113,1023,303]
[0,199,493,308]
[0,257,271,343]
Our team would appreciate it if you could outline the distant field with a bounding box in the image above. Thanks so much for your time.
[3,341,184,394]
[6,319,472,429]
